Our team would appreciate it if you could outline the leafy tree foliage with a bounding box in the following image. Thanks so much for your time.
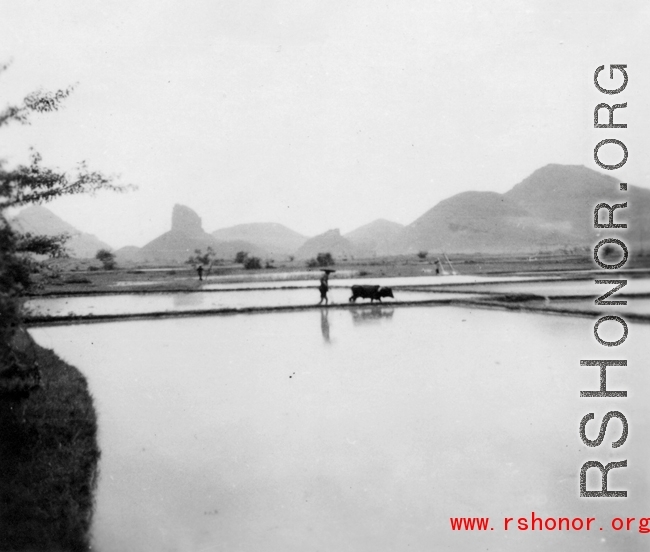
[235,250,249,264]
[187,247,215,266]
[95,249,116,270]
[243,256,261,269]
[316,252,334,267]
[0,150,127,210]
[187,247,218,276]
[0,225,31,387]
[16,232,69,258]
[0,63,132,395]
[306,252,334,268]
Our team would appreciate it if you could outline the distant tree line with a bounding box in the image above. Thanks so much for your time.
[306,252,334,268]
[235,250,276,270]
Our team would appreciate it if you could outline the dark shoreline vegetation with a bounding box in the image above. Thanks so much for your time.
[0,73,130,552]
[0,339,100,552]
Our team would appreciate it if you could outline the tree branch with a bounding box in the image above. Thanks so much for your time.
[0,150,135,209]
[0,85,76,128]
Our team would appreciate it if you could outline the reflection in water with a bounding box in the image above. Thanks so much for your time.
[320,308,331,343]
[28,309,650,552]
[172,293,205,308]
[350,306,395,325]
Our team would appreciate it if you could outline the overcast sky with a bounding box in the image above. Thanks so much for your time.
[1,1,649,248]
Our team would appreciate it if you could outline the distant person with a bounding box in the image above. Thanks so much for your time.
[197,265,204,281]
[318,271,329,305]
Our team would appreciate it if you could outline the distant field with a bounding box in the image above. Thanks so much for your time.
[27,251,650,296]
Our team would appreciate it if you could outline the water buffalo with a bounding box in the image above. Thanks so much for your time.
[349,285,394,303]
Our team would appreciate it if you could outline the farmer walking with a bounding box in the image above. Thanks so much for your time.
[317,268,334,305]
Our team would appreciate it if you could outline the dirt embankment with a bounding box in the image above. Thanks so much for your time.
[0,342,100,552]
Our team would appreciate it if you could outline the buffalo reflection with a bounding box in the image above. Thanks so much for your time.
[350,306,395,325]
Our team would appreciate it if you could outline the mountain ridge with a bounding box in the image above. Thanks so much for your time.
[11,164,650,260]
[384,163,650,255]
[137,204,267,263]
[9,205,113,258]
[211,222,307,258]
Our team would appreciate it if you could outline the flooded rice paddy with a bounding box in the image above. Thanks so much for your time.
[425,277,650,297]
[201,273,544,290]
[25,274,650,550]
[26,274,650,321]
[30,305,650,551]
[25,289,469,318]
[546,297,650,316]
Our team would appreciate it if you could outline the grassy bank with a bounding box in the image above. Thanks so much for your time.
[0,342,100,552]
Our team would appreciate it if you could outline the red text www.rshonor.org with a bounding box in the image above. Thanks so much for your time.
[450,513,650,533]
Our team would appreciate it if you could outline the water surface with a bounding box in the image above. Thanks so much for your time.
[428,277,650,297]
[30,306,650,551]
[201,273,544,290]
[25,289,466,318]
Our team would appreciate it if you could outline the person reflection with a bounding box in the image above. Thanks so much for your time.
[350,306,394,326]
[320,308,331,344]
[173,292,205,308]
